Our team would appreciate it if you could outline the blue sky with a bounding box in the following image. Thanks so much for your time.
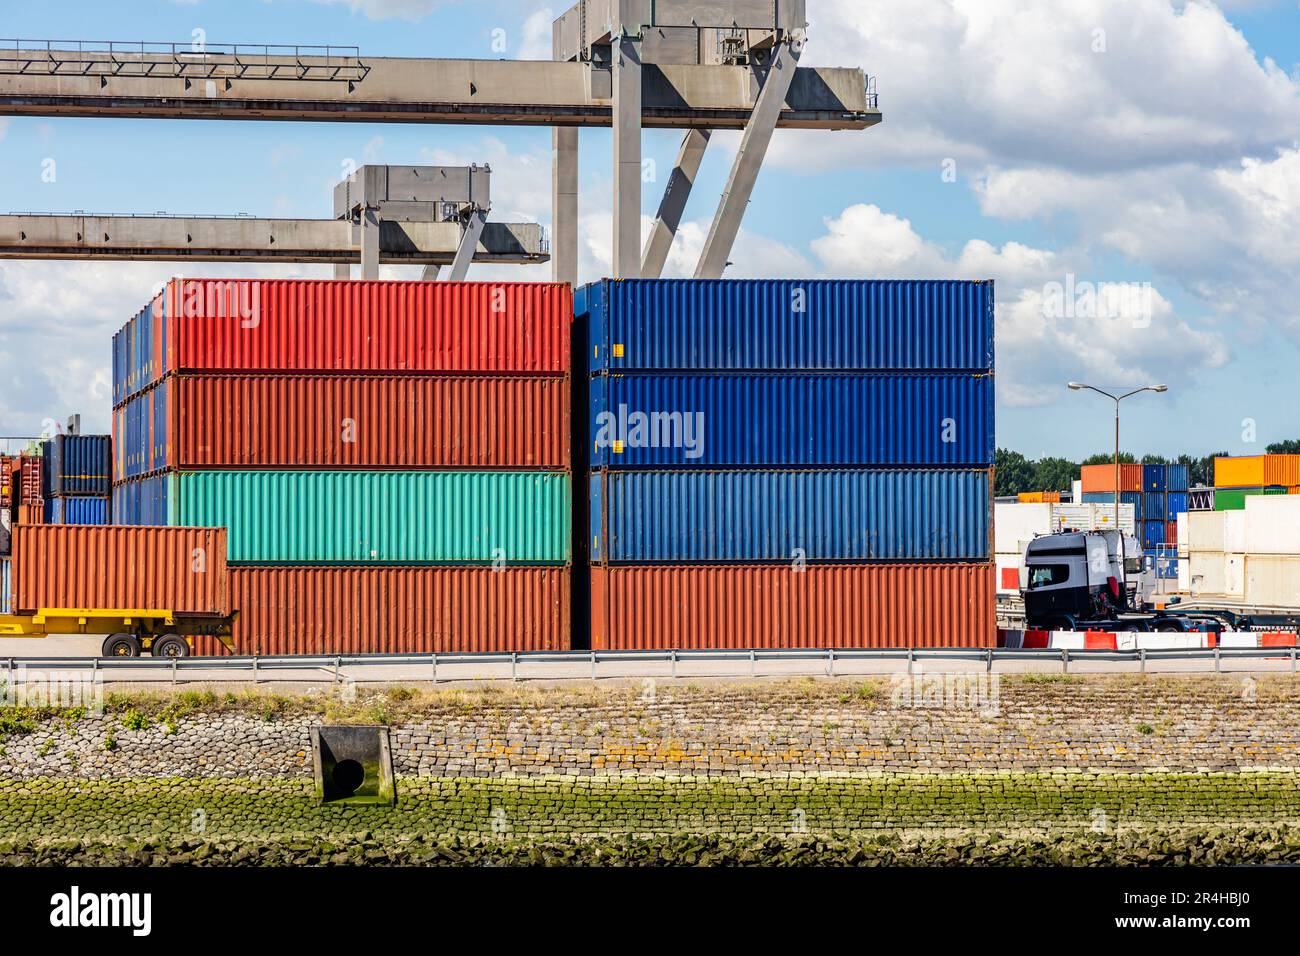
[0,0,1298,462]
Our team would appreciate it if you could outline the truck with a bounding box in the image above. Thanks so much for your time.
[1022,529,1223,633]
[0,525,238,657]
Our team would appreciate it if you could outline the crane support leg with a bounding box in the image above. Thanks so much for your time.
[694,39,802,279]
[420,264,441,280]
[442,210,486,282]
[612,34,642,279]
[641,128,710,279]
[360,207,380,280]
[551,126,578,286]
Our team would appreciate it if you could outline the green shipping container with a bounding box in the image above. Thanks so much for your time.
[165,471,571,564]
[1214,486,1287,511]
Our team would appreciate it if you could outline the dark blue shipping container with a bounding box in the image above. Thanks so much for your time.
[1082,490,1144,520]
[111,474,170,526]
[112,296,163,408]
[1141,520,1167,551]
[1166,491,1189,520]
[1165,464,1189,492]
[1142,463,1166,492]
[590,469,990,563]
[43,435,112,496]
[44,495,110,525]
[1143,492,1166,522]
[577,278,995,373]
[589,372,994,468]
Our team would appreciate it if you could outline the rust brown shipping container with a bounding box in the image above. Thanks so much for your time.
[13,525,230,615]
[589,563,996,650]
[227,566,570,655]
[16,504,42,526]
[162,374,570,470]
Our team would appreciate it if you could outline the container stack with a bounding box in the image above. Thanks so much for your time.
[110,277,573,654]
[40,435,111,525]
[576,278,996,650]
[4,452,44,527]
[1213,455,1300,509]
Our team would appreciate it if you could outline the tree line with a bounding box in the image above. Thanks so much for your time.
[994,441,1300,497]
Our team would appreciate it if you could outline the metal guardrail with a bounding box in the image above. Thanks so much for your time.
[0,40,368,82]
[2,645,1297,686]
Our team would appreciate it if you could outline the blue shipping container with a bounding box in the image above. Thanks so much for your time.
[44,435,112,496]
[111,473,170,526]
[1165,464,1189,492]
[1166,491,1189,520]
[1141,520,1167,551]
[589,372,994,468]
[45,495,110,525]
[590,469,991,563]
[1143,492,1166,521]
[577,278,995,373]
[0,557,9,614]
[1142,463,1167,492]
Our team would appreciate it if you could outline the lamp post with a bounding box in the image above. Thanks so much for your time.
[1067,383,1168,594]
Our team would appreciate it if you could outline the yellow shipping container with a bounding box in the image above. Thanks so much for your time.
[1214,454,1300,489]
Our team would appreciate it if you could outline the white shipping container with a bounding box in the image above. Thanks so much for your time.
[1186,510,1225,553]
[1189,552,1239,597]
[1176,512,1188,557]
[1243,496,1300,556]
[995,552,1024,595]
[1224,510,1248,554]
[1051,503,1136,535]
[1225,552,1245,596]
[1244,555,1300,607]
[994,502,1136,555]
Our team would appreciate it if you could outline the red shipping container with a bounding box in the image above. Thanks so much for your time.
[227,566,569,654]
[1166,520,1178,547]
[18,455,42,504]
[146,374,570,470]
[1080,463,1143,493]
[156,278,570,379]
[590,563,996,650]
[14,525,230,615]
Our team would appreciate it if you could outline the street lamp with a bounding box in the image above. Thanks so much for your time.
[1067,382,1168,595]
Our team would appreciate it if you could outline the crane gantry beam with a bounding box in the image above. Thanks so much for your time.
[0,214,547,265]
[0,49,876,130]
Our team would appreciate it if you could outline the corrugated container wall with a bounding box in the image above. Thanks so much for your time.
[1142,463,1167,492]
[161,470,571,564]
[1215,454,1300,489]
[44,435,112,496]
[111,473,169,526]
[1080,463,1143,493]
[13,525,229,615]
[230,566,569,654]
[589,564,996,650]
[591,469,991,563]
[44,496,110,526]
[1082,491,1145,520]
[112,279,572,405]
[115,374,569,472]
[578,278,995,372]
[589,372,994,468]
[0,557,9,614]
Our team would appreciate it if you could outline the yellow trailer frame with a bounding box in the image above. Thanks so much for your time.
[0,608,237,655]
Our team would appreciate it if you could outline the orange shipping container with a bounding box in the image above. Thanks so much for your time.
[1080,463,1142,493]
[13,525,230,616]
[16,504,42,525]
[228,566,569,655]
[590,563,996,650]
[1214,454,1300,489]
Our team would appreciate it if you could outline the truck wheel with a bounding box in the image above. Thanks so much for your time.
[102,633,141,658]
[151,635,191,659]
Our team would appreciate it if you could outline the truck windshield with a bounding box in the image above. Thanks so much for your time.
[1027,564,1070,588]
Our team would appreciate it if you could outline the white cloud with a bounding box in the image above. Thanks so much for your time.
[309,0,451,21]
[806,203,1229,407]
[782,0,1300,172]
[517,7,555,60]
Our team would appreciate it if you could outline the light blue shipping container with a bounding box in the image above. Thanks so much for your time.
[589,372,994,468]
[1165,464,1190,492]
[577,278,995,372]
[111,473,170,525]
[590,469,990,563]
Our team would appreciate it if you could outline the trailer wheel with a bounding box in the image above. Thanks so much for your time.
[151,635,191,659]
[102,633,141,658]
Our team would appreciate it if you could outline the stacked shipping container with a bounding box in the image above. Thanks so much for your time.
[41,435,111,526]
[111,278,572,653]
[576,278,996,649]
